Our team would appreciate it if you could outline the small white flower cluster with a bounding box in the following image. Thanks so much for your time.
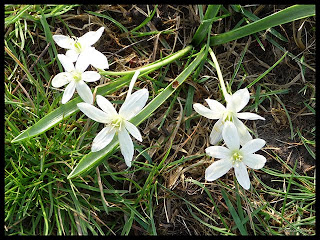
[194,88,266,190]
[52,28,148,167]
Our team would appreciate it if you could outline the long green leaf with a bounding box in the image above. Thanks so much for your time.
[220,187,248,235]
[11,46,193,143]
[210,5,315,46]
[192,5,221,46]
[130,5,158,32]
[67,46,206,179]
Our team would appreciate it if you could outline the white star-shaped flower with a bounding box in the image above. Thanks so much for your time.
[52,54,100,104]
[205,121,266,190]
[53,27,109,70]
[77,71,148,167]
[193,88,265,146]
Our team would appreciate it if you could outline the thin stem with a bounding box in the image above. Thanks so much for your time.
[208,47,230,99]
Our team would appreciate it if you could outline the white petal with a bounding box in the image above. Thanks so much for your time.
[61,81,76,104]
[243,154,266,170]
[75,53,90,72]
[222,121,240,150]
[237,112,265,120]
[209,118,224,145]
[84,47,109,70]
[233,117,252,146]
[234,162,250,190]
[205,146,231,159]
[118,129,134,167]
[77,102,110,123]
[126,70,140,100]
[205,159,232,181]
[91,126,116,152]
[78,27,104,47]
[227,88,250,113]
[193,103,223,120]
[119,88,149,120]
[205,99,226,113]
[76,81,93,104]
[241,139,266,155]
[82,71,101,82]
[96,95,117,115]
[52,72,72,88]
[66,49,79,62]
[124,120,142,141]
[57,54,75,72]
[53,35,75,49]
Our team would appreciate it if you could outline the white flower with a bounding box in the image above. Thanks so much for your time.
[53,27,109,70]
[77,71,148,167]
[205,121,266,190]
[193,88,265,146]
[52,54,100,104]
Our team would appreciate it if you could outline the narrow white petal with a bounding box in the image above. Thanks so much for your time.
[96,95,117,115]
[66,49,79,62]
[84,47,109,70]
[52,72,72,88]
[193,103,223,120]
[222,121,240,150]
[82,71,101,82]
[119,89,149,120]
[124,121,142,141]
[205,99,226,113]
[61,81,76,104]
[57,54,75,72]
[205,159,232,181]
[75,52,90,72]
[237,112,265,120]
[126,70,140,100]
[76,81,93,104]
[227,88,250,113]
[78,27,104,47]
[209,118,224,145]
[241,139,266,155]
[234,162,250,190]
[118,129,134,167]
[205,146,231,159]
[53,35,75,49]
[91,126,116,152]
[243,154,266,170]
[233,117,252,146]
[77,102,110,123]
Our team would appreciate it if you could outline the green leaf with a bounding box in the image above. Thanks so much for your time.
[220,187,248,235]
[67,46,206,179]
[210,5,315,46]
[192,5,221,46]
[11,46,193,143]
[130,5,158,32]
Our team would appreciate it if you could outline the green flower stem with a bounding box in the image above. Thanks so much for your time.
[99,45,193,76]
[208,47,229,98]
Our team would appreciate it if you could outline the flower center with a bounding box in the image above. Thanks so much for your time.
[71,71,82,82]
[222,111,233,122]
[74,41,83,53]
[231,150,243,167]
[111,114,124,130]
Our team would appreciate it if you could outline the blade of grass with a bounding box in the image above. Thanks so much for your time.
[220,187,248,235]
[210,5,315,46]
[131,5,158,32]
[247,51,288,88]
[192,5,221,46]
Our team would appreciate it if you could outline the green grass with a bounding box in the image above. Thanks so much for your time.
[5,4,315,236]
